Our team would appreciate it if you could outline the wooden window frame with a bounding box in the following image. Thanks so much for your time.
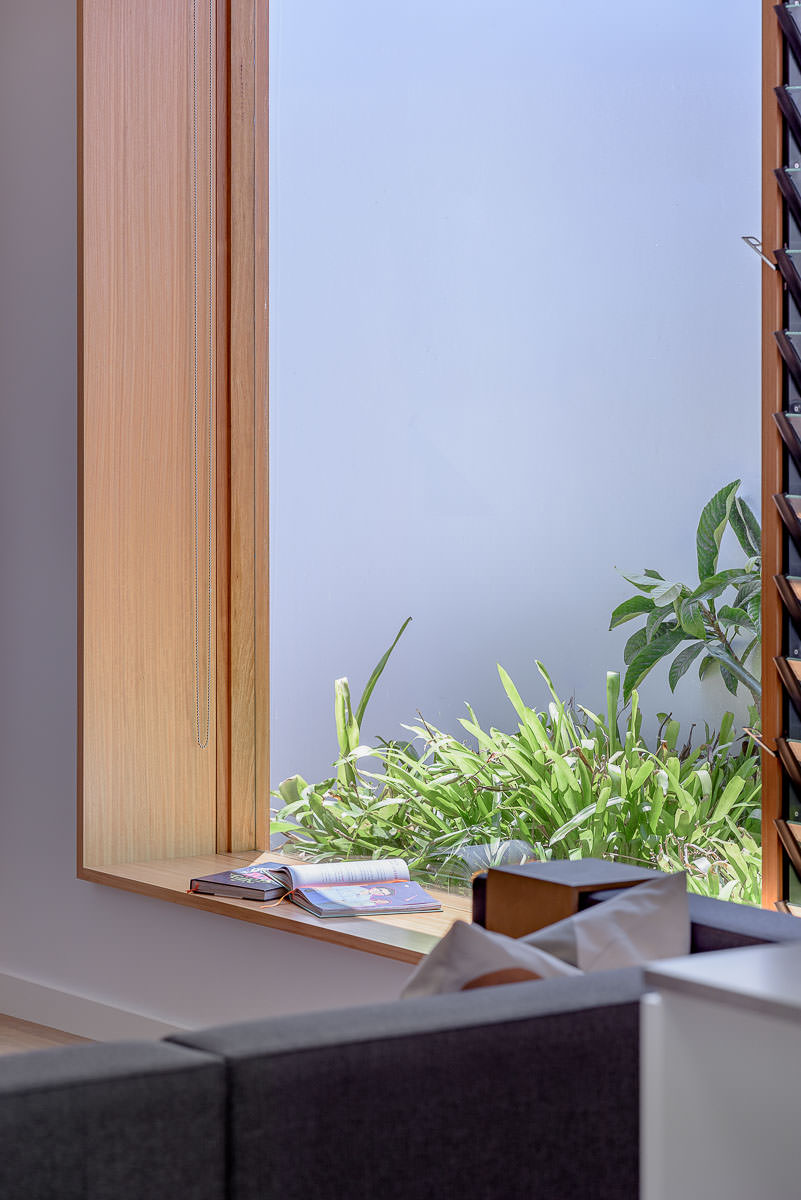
[762,0,783,909]
[76,0,465,961]
[77,0,268,867]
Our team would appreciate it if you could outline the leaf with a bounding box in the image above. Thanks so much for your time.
[733,578,761,610]
[696,481,740,580]
[630,760,655,790]
[268,820,305,834]
[354,617,412,729]
[729,494,761,557]
[700,644,762,700]
[334,677,355,755]
[698,654,716,680]
[624,627,648,665]
[669,643,704,691]
[740,633,760,663]
[678,598,706,640]
[549,797,625,846]
[746,595,761,630]
[646,605,676,643]
[647,581,684,607]
[686,569,745,604]
[606,672,621,754]
[620,569,665,593]
[720,664,739,696]
[718,710,735,747]
[497,666,579,794]
[717,605,753,630]
[696,767,712,799]
[623,629,686,700]
[711,776,746,822]
[609,595,655,629]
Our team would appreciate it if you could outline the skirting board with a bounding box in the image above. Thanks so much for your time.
[0,971,185,1041]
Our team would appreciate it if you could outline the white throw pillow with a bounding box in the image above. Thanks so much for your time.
[401,918,581,998]
[523,871,689,971]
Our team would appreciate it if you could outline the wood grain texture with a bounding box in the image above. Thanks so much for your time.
[80,852,468,964]
[228,0,257,849]
[215,0,233,853]
[0,1016,93,1057]
[77,0,86,878]
[254,0,270,849]
[81,0,218,864]
[762,0,784,908]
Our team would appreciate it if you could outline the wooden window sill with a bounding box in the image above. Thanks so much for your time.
[78,851,470,965]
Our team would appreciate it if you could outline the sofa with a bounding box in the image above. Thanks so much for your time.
[2,894,801,1200]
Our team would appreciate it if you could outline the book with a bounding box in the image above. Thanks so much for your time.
[268,858,442,918]
[188,862,286,902]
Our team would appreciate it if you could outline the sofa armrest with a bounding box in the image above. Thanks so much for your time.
[0,1040,226,1200]
[686,894,801,952]
[172,967,644,1200]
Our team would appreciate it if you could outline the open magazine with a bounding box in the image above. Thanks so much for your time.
[189,857,442,918]
[269,858,442,918]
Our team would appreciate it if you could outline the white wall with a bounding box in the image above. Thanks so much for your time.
[270,0,762,789]
[0,0,410,1032]
[0,0,759,1029]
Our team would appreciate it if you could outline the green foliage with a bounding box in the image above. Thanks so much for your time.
[329,617,411,793]
[272,665,762,905]
[609,481,761,704]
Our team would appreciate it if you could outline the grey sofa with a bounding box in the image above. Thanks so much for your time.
[3,895,801,1200]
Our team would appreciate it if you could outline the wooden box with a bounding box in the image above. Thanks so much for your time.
[474,858,663,938]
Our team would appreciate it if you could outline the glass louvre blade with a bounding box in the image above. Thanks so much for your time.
[777,657,801,722]
[775,167,801,229]
[777,86,801,148]
[774,411,801,474]
[775,575,801,635]
[776,249,801,311]
[773,493,801,557]
[775,330,801,393]
[777,4,801,71]
[778,737,801,791]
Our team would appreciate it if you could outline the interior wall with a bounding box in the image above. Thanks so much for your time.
[0,0,760,1026]
[0,0,409,1029]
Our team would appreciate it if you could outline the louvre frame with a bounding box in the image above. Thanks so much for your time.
[767,0,796,902]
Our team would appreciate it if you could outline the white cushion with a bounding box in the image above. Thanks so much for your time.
[522,872,689,971]
[401,918,581,998]
[401,871,690,997]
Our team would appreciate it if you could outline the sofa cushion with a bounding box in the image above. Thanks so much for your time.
[0,1040,225,1200]
[582,888,801,953]
[525,872,689,969]
[401,918,582,997]
[403,874,689,997]
[173,967,645,1200]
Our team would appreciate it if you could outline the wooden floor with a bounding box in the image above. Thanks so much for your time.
[0,1014,93,1056]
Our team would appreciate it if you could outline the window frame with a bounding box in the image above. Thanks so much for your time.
[77,0,269,869]
[75,0,468,960]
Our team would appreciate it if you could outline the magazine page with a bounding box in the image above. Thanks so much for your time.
[295,879,441,917]
[277,857,410,890]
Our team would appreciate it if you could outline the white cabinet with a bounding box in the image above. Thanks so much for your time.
[641,942,801,1200]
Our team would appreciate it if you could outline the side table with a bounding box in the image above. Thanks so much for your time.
[641,941,801,1199]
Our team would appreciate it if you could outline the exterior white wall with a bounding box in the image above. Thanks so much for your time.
[0,0,759,1028]
[270,0,762,789]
